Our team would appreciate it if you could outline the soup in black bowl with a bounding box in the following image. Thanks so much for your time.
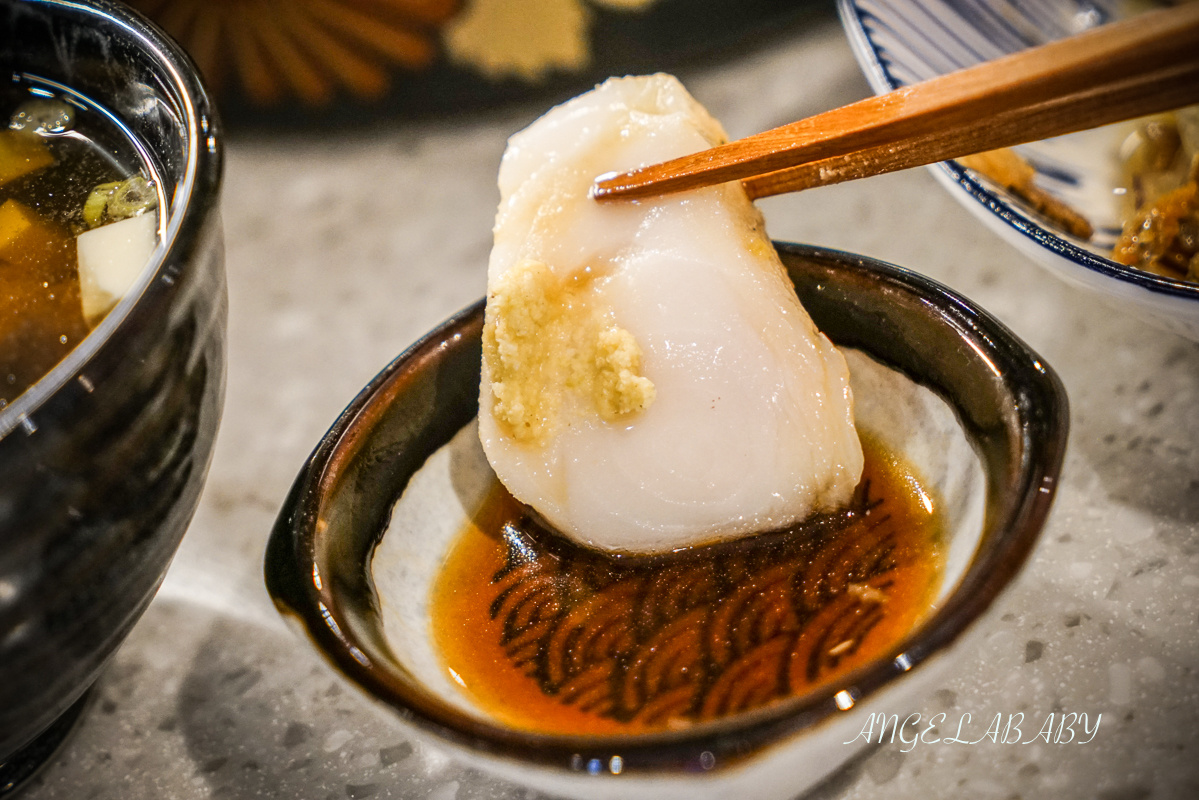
[0,0,225,787]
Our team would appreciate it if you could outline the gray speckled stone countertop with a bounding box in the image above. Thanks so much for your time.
[18,9,1199,800]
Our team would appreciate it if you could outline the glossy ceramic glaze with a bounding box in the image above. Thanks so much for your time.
[0,0,225,777]
[838,0,1199,342]
[266,244,1067,799]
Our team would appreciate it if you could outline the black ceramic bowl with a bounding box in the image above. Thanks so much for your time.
[267,244,1068,799]
[0,0,224,783]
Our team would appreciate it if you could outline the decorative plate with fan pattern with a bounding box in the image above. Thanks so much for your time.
[838,0,1199,341]
[128,0,815,126]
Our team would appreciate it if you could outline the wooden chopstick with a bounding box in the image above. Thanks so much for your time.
[591,2,1199,202]
[744,57,1199,199]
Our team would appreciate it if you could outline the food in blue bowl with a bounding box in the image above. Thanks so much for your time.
[839,0,1199,340]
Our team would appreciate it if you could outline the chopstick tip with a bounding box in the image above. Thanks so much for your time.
[590,170,621,201]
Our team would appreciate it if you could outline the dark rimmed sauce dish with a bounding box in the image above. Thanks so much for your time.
[266,243,1066,800]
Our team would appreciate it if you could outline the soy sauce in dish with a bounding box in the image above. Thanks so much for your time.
[432,435,943,735]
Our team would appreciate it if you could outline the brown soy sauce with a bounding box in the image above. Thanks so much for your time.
[432,436,943,735]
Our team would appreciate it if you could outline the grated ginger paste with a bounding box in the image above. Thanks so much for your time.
[482,258,654,444]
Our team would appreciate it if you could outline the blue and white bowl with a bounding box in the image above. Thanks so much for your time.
[839,0,1199,341]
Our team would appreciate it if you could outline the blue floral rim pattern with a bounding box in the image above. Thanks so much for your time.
[837,0,1199,302]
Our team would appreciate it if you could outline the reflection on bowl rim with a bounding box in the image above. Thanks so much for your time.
[0,0,220,438]
[265,243,1068,775]
[837,0,1199,304]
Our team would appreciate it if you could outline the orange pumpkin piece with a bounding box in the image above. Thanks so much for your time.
[0,199,88,403]
[0,130,53,188]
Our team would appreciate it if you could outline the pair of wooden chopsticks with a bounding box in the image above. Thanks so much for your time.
[591,2,1199,202]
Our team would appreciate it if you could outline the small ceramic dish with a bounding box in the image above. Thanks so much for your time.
[839,0,1199,341]
[267,244,1067,800]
